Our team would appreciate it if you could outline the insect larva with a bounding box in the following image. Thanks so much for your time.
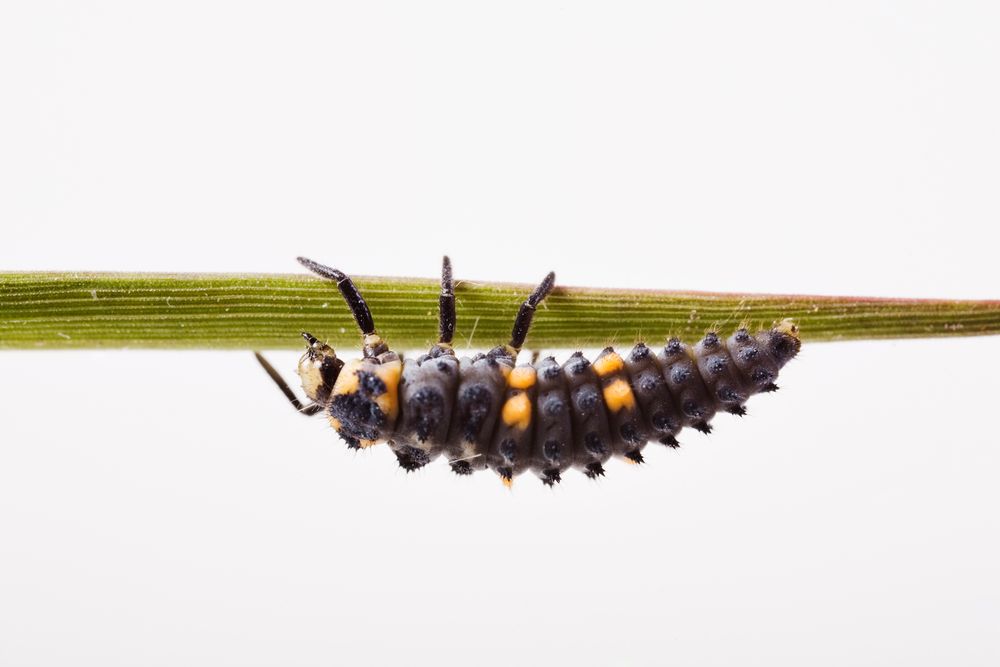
[255,257,801,486]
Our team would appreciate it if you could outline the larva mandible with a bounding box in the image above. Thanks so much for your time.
[255,257,801,486]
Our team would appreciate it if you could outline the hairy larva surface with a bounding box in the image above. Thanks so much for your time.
[256,257,802,487]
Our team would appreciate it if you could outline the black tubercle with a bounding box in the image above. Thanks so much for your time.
[659,435,680,448]
[499,438,517,462]
[577,387,599,414]
[584,432,606,456]
[541,363,562,380]
[620,422,643,445]
[459,384,492,442]
[329,371,389,444]
[542,439,561,461]
[543,396,565,416]
[584,462,606,479]
[395,446,431,472]
[408,387,444,442]
[541,468,561,486]
[450,460,473,476]
[624,450,644,464]
[629,342,651,361]
[651,412,676,432]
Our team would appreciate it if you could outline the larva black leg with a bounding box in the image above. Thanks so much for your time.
[254,352,324,416]
[438,256,456,345]
[508,271,556,352]
[298,256,390,357]
[298,256,377,333]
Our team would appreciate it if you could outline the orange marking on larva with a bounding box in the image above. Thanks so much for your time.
[622,455,639,465]
[359,439,378,449]
[332,359,362,395]
[593,352,624,377]
[501,476,513,489]
[373,359,402,422]
[502,392,532,430]
[602,378,635,412]
[508,366,537,390]
[330,418,342,431]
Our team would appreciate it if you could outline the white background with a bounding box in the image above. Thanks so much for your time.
[2,2,999,665]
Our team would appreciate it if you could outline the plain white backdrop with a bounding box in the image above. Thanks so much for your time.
[2,2,998,665]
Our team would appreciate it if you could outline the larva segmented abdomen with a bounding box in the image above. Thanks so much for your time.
[354,323,800,485]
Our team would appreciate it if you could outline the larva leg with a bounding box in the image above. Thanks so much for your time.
[254,352,324,416]
[438,256,456,345]
[297,256,387,357]
[508,271,556,352]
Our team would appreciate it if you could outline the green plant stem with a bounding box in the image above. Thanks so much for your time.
[1,272,998,350]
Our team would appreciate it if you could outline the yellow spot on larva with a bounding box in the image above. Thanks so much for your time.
[501,475,513,489]
[502,392,532,430]
[358,439,378,449]
[330,418,342,431]
[299,366,324,400]
[508,366,537,390]
[332,359,362,395]
[622,455,639,465]
[602,378,635,413]
[373,359,403,422]
[593,352,624,377]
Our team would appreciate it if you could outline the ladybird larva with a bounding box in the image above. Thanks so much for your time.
[254,257,801,486]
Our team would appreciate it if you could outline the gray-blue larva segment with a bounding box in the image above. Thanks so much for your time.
[366,324,800,486]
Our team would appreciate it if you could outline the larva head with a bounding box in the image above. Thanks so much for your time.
[765,319,802,367]
[297,332,344,404]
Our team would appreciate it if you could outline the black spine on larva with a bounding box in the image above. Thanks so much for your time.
[532,356,574,482]
[592,347,649,459]
[659,338,717,434]
[391,353,460,468]
[446,350,513,473]
[727,328,777,392]
[487,364,537,480]
[693,331,749,416]
[624,342,683,444]
[561,352,613,471]
[329,367,391,448]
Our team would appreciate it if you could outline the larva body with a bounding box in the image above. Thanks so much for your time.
[256,257,801,486]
